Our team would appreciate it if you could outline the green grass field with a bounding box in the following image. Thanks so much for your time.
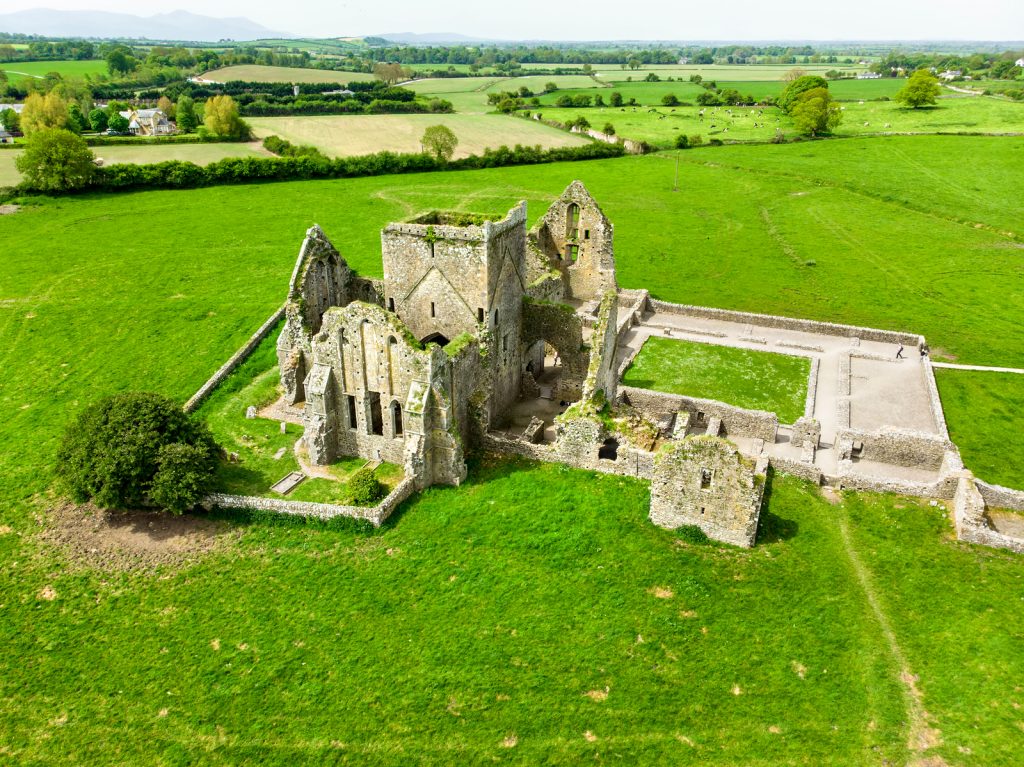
[536,95,1024,148]
[0,142,273,187]
[200,65,377,84]
[196,341,402,502]
[935,369,1024,488]
[623,337,810,423]
[0,59,108,82]
[1,136,1023,764]
[246,114,589,158]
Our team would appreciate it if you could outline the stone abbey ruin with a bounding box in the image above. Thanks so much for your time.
[203,181,1022,553]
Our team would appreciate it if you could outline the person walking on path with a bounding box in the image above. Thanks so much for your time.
[896,343,904,359]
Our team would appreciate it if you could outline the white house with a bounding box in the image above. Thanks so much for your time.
[120,108,176,136]
[1015,57,1024,68]
[856,72,882,79]
[939,70,963,81]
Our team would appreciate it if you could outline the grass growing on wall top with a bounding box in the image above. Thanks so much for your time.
[623,337,810,424]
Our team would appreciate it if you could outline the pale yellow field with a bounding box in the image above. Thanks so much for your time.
[200,65,376,84]
[246,114,590,158]
[0,142,272,187]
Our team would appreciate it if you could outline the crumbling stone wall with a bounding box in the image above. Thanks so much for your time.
[581,290,620,405]
[835,427,951,470]
[620,386,779,442]
[650,436,765,548]
[521,298,590,401]
[531,180,617,301]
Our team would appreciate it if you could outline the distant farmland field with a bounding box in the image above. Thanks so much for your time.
[0,59,108,82]
[246,113,589,158]
[0,142,272,186]
[200,65,376,84]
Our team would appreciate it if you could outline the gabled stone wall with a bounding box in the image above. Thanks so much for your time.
[532,180,617,301]
[650,436,765,548]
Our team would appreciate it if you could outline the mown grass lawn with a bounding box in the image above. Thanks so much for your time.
[935,369,1024,489]
[0,137,1022,764]
[623,337,810,423]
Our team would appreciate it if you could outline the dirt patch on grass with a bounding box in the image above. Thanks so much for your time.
[0,204,19,215]
[41,501,241,573]
[584,687,609,702]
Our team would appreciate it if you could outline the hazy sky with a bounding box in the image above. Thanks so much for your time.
[5,0,1023,41]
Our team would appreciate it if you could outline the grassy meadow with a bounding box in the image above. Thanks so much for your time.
[623,338,810,423]
[246,113,590,158]
[0,142,273,187]
[200,64,377,84]
[537,94,1024,147]
[0,134,1022,763]
[0,58,108,82]
[935,369,1024,488]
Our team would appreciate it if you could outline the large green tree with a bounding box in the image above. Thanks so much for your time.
[202,95,250,139]
[175,95,198,133]
[421,124,459,162]
[895,69,942,108]
[57,392,219,513]
[778,75,829,113]
[15,128,96,191]
[790,87,843,136]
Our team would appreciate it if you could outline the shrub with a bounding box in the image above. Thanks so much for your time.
[347,467,387,506]
[674,134,689,149]
[688,134,703,146]
[56,391,219,513]
[662,94,680,106]
[603,123,616,135]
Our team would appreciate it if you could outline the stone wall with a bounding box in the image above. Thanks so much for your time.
[768,455,823,485]
[649,436,765,548]
[582,290,620,404]
[833,462,959,499]
[648,299,923,346]
[184,306,285,413]
[521,299,590,401]
[922,359,950,439]
[203,476,416,528]
[791,417,821,449]
[532,181,617,301]
[976,479,1024,512]
[620,386,779,442]
[835,426,951,470]
[953,476,1024,554]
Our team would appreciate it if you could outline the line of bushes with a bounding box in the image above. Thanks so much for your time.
[262,135,330,161]
[239,98,453,117]
[38,142,625,195]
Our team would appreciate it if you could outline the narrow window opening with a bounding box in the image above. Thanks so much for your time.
[392,402,403,436]
[478,307,484,323]
[566,203,580,240]
[700,507,706,516]
[584,229,590,240]
[430,301,436,318]
[493,309,499,326]
[346,395,357,430]
[368,392,384,436]
[700,468,713,490]
[387,297,395,312]
[566,244,579,262]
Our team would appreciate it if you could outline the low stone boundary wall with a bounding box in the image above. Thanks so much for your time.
[617,289,650,341]
[835,427,951,470]
[834,462,959,499]
[768,455,823,485]
[922,359,950,439]
[481,432,654,479]
[647,299,922,346]
[954,476,1024,554]
[804,358,819,419]
[184,305,286,413]
[620,385,779,441]
[976,479,1024,511]
[203,476,416,527]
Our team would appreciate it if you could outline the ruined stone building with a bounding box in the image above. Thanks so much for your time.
[272,181,765,546]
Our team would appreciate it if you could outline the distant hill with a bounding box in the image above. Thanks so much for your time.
[375,32,504,45]
[0,9,292,41]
